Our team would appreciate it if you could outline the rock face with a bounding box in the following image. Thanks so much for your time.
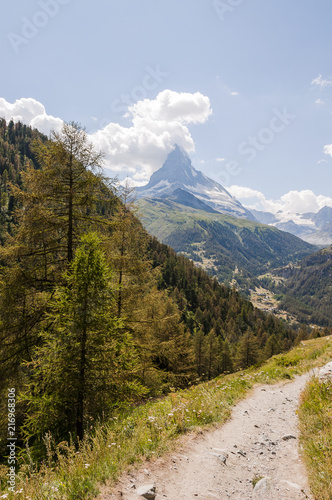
[135,484,156,499]
[136,144,255,220]
[319,361,332,382]
[253,477,305,499]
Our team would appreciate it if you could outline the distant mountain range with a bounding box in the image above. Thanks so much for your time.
[136,144,255,220]
[251,206,332,246]
[136,145,332,247]
[135,146,316,286]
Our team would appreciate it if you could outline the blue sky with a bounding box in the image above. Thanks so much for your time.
[1,0,332,213]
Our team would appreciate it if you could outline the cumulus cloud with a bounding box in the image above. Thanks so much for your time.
[311,75,332,88]
[228,185,332,217]
[126,90,212,124]
[90,90,212,182]
[324,143,332,158]
[227,186,266,203]
[0,97,63,135]
[0,92,212,183]
[279,190,332,213]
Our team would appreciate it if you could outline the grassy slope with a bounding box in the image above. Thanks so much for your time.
[298,376,332,500]
[3,336,332,500]
[137,198,315,283]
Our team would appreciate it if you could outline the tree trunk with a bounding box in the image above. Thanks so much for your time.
[76,284,88,441]
[67,152,74,263]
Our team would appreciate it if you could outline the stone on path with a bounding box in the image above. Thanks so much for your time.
[282,434,297,441]
[253,477,307,499]
[319,361,332,382]
[136,484,156,499]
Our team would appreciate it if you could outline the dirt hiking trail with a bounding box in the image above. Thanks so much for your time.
[100,373,314,500]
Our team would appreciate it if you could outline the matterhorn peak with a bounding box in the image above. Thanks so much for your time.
[135,145,255,221]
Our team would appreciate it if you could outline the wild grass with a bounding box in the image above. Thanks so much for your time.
[0,336,331,500]
[298,376,332,500]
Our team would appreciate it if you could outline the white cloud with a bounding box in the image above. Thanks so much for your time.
[90,90,212,182]
[324,143,332,158]
[280,190,325,213]
[0,97,63,135]
[227,185,265,201]
[216,157,226,162]
[228,185,332,217]
[315,98,326,105]
[311,74,332,88]
[0,92,212,184]
[126,90,212,124]
[228,185,280,213]
[230,91,239,96]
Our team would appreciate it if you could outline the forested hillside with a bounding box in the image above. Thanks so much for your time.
[0,120,316,466]
[138,197,315,286]
[0,118,48,240]
[276,245,332,326]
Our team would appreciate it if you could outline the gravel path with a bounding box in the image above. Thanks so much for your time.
[100,374,314,500]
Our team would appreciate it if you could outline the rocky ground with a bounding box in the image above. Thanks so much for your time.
[99,373,315,500]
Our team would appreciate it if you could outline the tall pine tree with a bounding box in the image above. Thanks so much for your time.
[22,233,145,447]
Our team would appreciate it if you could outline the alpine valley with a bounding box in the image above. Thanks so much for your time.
[136,145,316,293]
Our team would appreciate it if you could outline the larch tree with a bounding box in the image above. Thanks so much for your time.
[0,123,112,388]
[193,327,207,378]
[218,339,234,374]
[105,182,153,319]
[22,233,145,447]
[205,329,219,379]
[236,328,260,369]
[131,288,195,392]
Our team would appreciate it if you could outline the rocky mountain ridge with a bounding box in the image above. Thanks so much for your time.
[136,144,255,220]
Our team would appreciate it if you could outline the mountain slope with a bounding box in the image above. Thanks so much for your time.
[138,197,316,285]
[0,119,300,385]
[276,245,332,326]
[0,118,47,239]
[136,144,255,220]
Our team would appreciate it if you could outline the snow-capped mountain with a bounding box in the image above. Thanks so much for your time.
[251,206,332,245]
[136,145,255,220]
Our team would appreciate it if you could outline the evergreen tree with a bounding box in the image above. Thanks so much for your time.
[236,328,259,369]
[22,233,144,446]
[193,327,206,378]
[106,183,152,319]
[0,123,110,388]
[218,339,234,374]
[133,289,195,391]
[206,329,219,379]
[14,122,107,267]
[264,333,280,359]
